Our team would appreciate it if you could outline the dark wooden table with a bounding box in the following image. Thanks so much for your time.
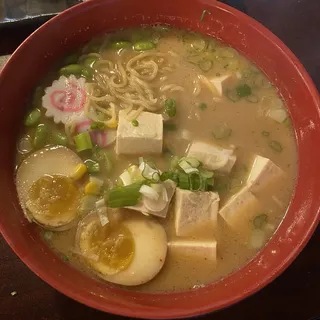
[0,1,319,319]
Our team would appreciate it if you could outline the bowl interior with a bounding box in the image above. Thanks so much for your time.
[0,0,319,318]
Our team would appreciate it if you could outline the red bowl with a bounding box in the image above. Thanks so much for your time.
[0,0,319,318]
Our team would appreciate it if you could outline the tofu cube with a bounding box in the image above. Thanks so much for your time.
[209,74,234,97]
[187,141,236,173]
[247,155,284,194]
[219,187,260,231]
[127,180,176,218]
[168,239,217,263]
[116,110,163,155]
[174,189,220,237]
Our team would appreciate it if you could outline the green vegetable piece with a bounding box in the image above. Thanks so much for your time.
[189,172,202,191]
[62,255,69,262]
[111,41,132,49]
[262,131,270,137]
[84,159,100,173]
[133,41,155,51]
[236,84,252,98]
[199,103,207,110]
[212,123,232,140]
[33,124,48,149]
[59,64,83,77]
[25,109,41,127]
[164,98,177,117]
[81,67,93,80]
[164,123,177,131]
[170,156,180,170]
[90,122,106,130]
[53,132,68,146]
[178,172,190,190]
[132,119,139,127]
[253,214,268,229]
[268,140,283,152]
[106,182,143,208]
[198,59,213,72]
[74,131,93,152]
[160,171,174,182]
[200,9,211,21]
[199,168,214,179]
[82,56,99,68]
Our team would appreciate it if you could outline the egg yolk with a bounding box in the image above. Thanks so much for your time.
[85,223,134,275]
[28,175,80,221]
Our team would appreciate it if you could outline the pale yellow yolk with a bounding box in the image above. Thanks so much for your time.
[27,175,80,225]
[83,223,135,275]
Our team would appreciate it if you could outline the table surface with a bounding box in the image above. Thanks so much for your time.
[0,0,319,319]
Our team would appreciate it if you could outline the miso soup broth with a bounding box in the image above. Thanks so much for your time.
[15,26,297,292]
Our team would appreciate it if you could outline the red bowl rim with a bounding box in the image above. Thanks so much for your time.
[1,0,320,319]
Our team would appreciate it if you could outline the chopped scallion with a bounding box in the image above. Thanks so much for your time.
[84,159,100,173]
[132,119,139,127]
[253,214,268,229]
[74,131,93,152]
[90,122,106,130]
[178,172,190,190]
[164,98,177,117]
[236,84,252,97]
[268,140,283,153]
[199,103,207,111]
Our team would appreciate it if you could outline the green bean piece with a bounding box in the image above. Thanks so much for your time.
[111,41,132,50]
[24,109,41,127]
[53,132,68,146]
[59,64,83,77]
[80,67,93,80]
[164,98,177,117]
[236,84,252,98]
[268,140,283,153]
[33,124,48,149]
[133,41,156,51]
[82,56,99,68]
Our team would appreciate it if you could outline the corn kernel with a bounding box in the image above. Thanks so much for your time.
[84,181,101,195]
[105,119,118,129]
[71,163,87,180]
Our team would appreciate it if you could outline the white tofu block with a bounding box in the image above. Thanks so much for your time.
[209,74,234,97]
[187,141,236,173]
[116,110,163,155]
[127,180,176,218]
[219,187,260,230]
[174,189,220,237]
[247,155,284,194]
[168,239,217,263]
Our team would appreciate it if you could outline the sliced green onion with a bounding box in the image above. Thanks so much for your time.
[212,123,232,139]
[90,122,106,130]
[199,168,214,179]
[132,119,139,127]
[170,156,180,170]
[25,108,41,127]
[199,103,207,111]
[200,9,211,22]
[106,182,143,208]
[189,172,202,191]
[133,41,155,51]
[262,131,270,137]
[84,159,100,173]
[139,185,159,201]
[140,161,160,182]
[236,84,252,98]
[178,172,190,190]
[53,131,68,146]
[206,176,214,189]
[181,157,201,168]
[164,98,177,117]
[74,131,93,152]
[164,123,177,131]
[268,140,283,153]
[253,214,268,229]
[62,255,69,262]
[111,41,131,50]
[226,88,241,102]
[198,59,213,72]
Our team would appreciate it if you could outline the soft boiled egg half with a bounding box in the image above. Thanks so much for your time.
[15,146,86,230]
[76,213,167,286]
